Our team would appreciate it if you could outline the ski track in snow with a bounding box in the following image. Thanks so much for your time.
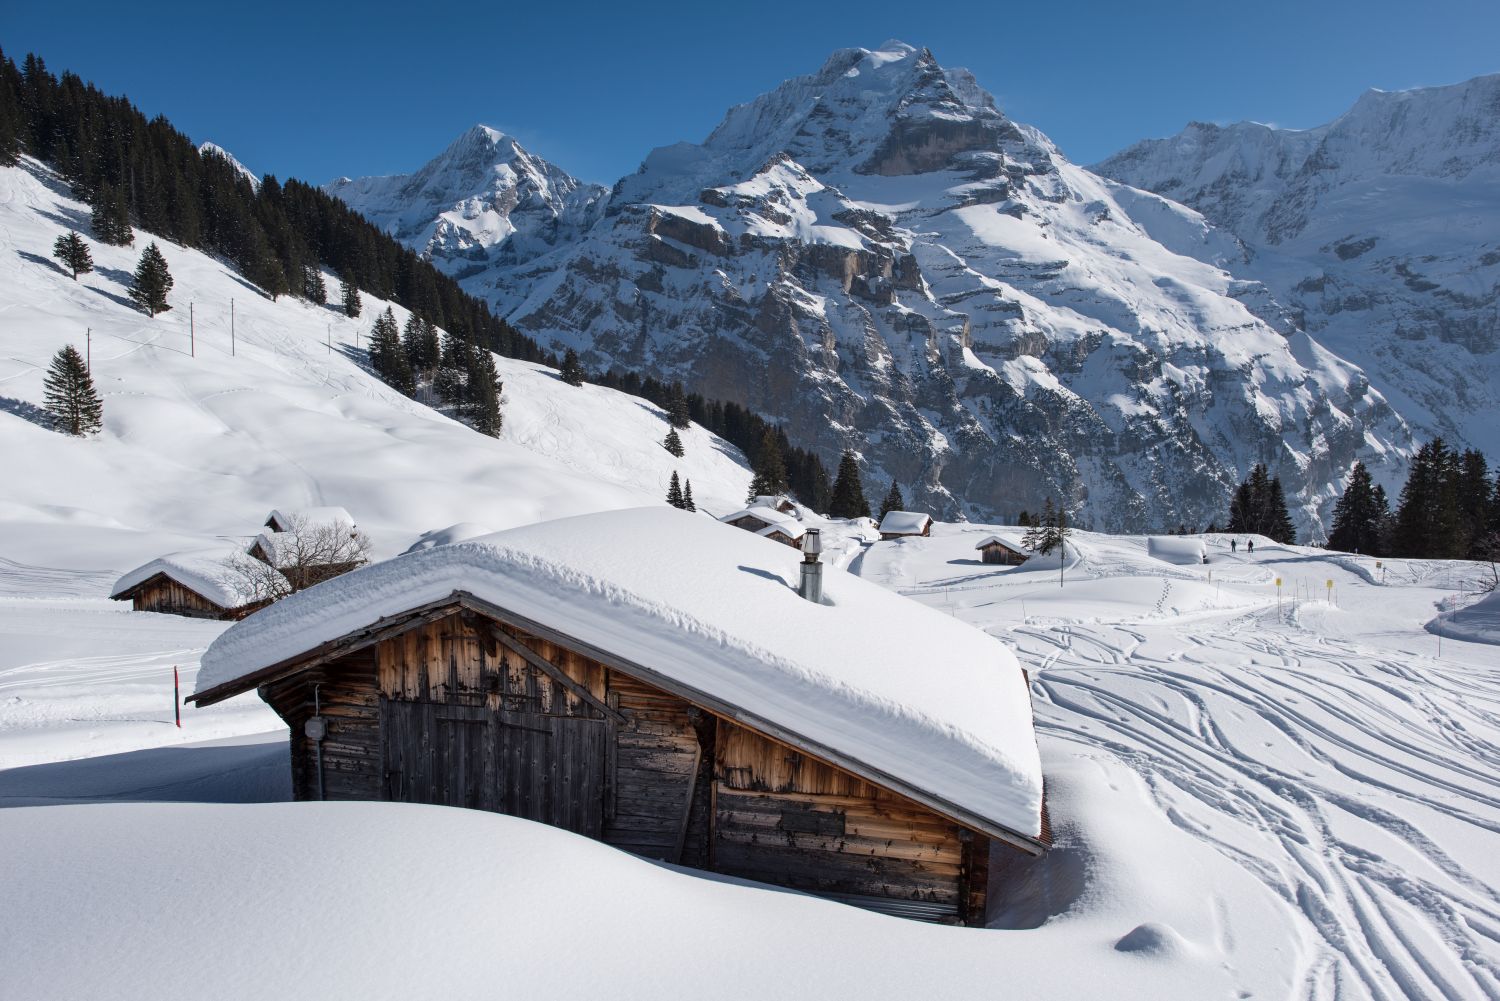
[861,530,1500,1001]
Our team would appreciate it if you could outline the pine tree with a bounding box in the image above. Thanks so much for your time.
[683,479,696,513]
[828,450,871,519]
[403,313,439,381]
[368,307,413,394]
[1393,439,1463,558]
[1266,476,1296,545]
[1327,462,1382,554]
[666,382,691,430]
[666,471,686,509]
[746,427,789,500]
[1458,449,1492,558]
[1035,498,1059,553]
[463,342,503,437]
[127,242,173,316]
[663,427,684,458]
[51,230,92,279]
[1021,511,1042,552]
[560,347,585,387]
[340,277,362,318]
[879,480,905,519]
[89,182,132,246]
[302,265,326,304]
[42,345,103,435]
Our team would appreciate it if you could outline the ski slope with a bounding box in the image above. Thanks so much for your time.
[859,526,1500,1000]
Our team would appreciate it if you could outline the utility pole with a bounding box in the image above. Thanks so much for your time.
[327,324,331,356]
[231,298,236,356]
[190,302,195,357]
[85,328,90,373]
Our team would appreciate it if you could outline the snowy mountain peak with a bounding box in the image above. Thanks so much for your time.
[324,125,606,276]
[474,43,1412,534]
[198,141,260,191]
[1096,71,1500,459]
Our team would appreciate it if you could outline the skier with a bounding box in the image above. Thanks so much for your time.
[1247,539,1255,554]
[1231,539,1238,553]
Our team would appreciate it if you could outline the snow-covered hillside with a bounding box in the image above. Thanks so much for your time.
[325,125,607,277]
[334,41,1414,537]
[1096,74,1500,459]
[0,156,750,570]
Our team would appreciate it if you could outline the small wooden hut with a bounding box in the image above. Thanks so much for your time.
[191,509,1047,925]
[111,551,282,620]
[751,494,804,519]
[975,536,1029,566]
[264,506,356,534]
[718,508,807,550]
[878,510,933,540]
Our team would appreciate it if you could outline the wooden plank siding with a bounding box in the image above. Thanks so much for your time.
[250,605,1011,924]
[712,718,982,923]
[125,575,235,620]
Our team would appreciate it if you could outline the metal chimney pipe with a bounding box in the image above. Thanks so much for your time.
[799,529,824,603]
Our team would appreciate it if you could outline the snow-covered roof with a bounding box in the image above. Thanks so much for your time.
[975,535,1027,552]
[1147,536,1207,565]
[750,494,803,517]
[111,549,281,610]
[248,532,296,569]
[879,510,932,535]
[264,507,355,533]
[195,508,1043,842]
[403,522,496,555]
[720,507,807,540]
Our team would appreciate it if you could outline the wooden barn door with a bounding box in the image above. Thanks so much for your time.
[382,699,606,838]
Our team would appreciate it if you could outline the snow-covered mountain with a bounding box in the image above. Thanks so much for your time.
[198,141,260,191]
[1096,74,1500,457]
[325,125,607,278]
[400,41,1399,535]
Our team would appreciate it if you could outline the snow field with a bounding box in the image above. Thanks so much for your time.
[857,524,1500,1000]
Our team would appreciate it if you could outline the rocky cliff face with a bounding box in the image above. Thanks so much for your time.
[1097,75,1500,459]
[325,125,607,278]
[338,43,1416,534]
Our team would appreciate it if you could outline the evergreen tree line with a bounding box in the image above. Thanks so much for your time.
[1328,440,1498,560]
[1226,464,1298,544]
[1,48,545,362]
[367,307,503,436]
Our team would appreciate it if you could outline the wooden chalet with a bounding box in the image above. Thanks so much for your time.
[191,509,1048,925]
[975,536,1029,566]
[111,551,281,620]
[264,506,356,534]
[248,531,361,591]
[878,510,933,540]
[718,508,807,550]
[750,495,805,519]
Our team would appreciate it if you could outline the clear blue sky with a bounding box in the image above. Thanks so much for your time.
[5,0,1497,186]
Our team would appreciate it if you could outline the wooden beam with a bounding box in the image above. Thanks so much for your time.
[488,625,626,724]
[189,597,464,706]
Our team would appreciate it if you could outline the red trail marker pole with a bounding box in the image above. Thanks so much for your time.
[174,666,181,728]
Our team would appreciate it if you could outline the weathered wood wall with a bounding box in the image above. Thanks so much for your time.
[712,718,985,923]
[980,545,1026,566]
[129,576,230,619]
[260,650,382,801]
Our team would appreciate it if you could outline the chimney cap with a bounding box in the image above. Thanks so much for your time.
[803,528,823,556]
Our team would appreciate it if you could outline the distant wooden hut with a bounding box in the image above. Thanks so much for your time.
[718,508,807,549]
[264,506,356,534]
[975,536,1028,566]
[247,531,362,591]
[111,551,282,620]
[878,510,933,540]
[191,509,1048,925]
[750,494,804,519]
